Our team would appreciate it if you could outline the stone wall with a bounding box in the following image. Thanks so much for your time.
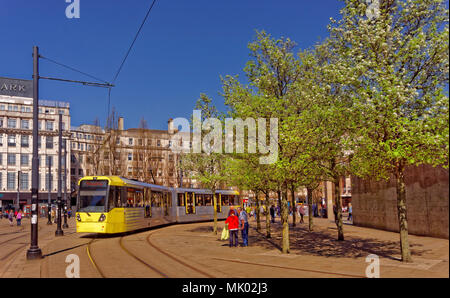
[352,164,449,239]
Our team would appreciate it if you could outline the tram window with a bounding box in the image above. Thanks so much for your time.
[136,191,144,207]
[221,195,230,206]
[108,186,122,209]
[204,194,212,206]
[166,192,172,207]
[152,191,162,207]
[196,194,203,206]
[177,193,184,206]
[127,188,136,207]
[78,180,108,212]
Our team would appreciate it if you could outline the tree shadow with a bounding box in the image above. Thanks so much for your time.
[249,223,428,261]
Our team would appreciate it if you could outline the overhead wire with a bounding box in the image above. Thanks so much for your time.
[108,0,158,126]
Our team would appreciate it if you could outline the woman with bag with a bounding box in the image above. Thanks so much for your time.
[225,210,239,247]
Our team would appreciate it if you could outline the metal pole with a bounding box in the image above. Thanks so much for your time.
[27,46,42,260]
[16,171,21,211]
[47,156,52,225]
[55,113,64,236]
[63,138,68,228]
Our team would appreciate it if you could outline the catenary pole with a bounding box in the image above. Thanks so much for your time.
[26,46,42,260]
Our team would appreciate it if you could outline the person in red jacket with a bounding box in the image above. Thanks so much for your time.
[225,211,239,247]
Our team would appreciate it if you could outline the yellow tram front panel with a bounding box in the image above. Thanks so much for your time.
[76,208,148,234]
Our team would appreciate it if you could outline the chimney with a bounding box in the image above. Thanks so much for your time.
[168,118,174,134]
[118,117,124,131]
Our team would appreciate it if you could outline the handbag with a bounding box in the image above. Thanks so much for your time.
[221,223,229,240]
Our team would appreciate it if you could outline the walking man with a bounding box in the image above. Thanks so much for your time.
[348,203,353,222]
[270,205,275,223]
[299,205,305,224]
[238,207,249,247]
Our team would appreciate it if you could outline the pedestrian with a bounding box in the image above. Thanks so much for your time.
[51,208,56,223]
[270,205,275,223]
[238,207,249,247]
[299,205,305,223]
[8,210,14,226]
[225,210,239,247]
[348,203,353,221]
[229,206,238,217]
[16,210,22,226]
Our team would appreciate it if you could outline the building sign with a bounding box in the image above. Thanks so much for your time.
[0,77,33,98]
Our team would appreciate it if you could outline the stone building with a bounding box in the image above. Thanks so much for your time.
[70,117,197,192]
[0,77,71,210]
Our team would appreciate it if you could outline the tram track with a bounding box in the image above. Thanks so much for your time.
[84,227,216,278]
[146,230,216,278]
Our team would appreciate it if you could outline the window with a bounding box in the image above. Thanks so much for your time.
[0,153,2,165]
[21,119,29,129]
[21,135,29,147]
[38,136,42,148]
[45,173,53,190]
[0,117,3,127]
[7,172,16,190]
[46,136,53,149]
[8,135,16,147]
[128,138,133,145]
[20,172,29,190]
[7,154,16,166]
[7,118,16,128]
[0,134,3,146]
[46,121,54,131]
[0,105,4,110]
[128,153,132,161]
[46,156,53,167]
[157,140,161,147]
[21,154,29,166]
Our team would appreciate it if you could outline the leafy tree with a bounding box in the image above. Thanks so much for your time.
[328,0,449,261]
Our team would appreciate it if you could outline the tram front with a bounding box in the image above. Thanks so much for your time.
[76,178,109,233]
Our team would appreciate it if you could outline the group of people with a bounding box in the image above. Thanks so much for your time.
[1,209,23,226]
[223,206,249,247]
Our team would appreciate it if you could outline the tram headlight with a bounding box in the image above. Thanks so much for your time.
[98,214,106,222]
[76,214,81,222]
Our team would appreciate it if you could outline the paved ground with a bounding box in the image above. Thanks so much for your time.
[0,214,448,278]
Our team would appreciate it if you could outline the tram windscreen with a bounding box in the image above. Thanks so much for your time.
[78,180,108,212]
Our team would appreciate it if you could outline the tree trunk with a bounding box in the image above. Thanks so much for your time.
[307,187,313,232]
[213,191,218,235]
[395,162,412,262]
[265,192,271,238]
[334,176,344,241]
[281,191,290,254]
[255,191,261,232]
[290,185,296,227]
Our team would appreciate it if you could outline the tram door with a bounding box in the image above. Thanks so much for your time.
[185,192,195,214]
[163,192,169,216]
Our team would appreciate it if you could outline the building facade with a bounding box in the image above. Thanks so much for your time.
[0,77,71,210]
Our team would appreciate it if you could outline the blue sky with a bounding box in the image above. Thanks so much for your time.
[0,0,344,130]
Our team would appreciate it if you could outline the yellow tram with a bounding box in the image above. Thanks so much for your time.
[76,176,240,234]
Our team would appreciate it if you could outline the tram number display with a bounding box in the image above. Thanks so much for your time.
[81,180,108,188]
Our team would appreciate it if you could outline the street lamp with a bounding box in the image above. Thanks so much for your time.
[47,155,52,225]
[63,138,69,228]
[55,113,64,237]
[26,46,42,260]
[16,170,21,211]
